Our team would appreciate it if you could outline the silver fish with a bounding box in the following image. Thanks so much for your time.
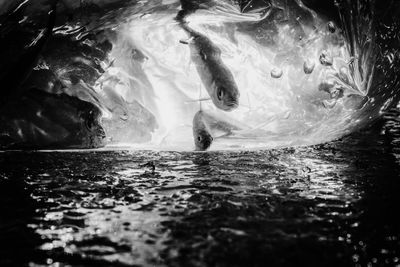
[192,109,246,151]
[179,21,240,111]
[192,110,214,151]
[192,108,290,150]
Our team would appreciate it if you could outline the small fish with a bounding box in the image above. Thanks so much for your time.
[178,20,240,111]
[192,109,255,151]
[192,110,214,151]
[192,108,291,150]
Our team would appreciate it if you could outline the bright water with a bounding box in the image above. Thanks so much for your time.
[1,108,400,266]
[1,0,400,150]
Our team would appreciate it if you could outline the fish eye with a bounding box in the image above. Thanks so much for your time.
[217,87,224,101]
[197,136,202,142]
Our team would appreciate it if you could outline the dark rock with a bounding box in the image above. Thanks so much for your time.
[0,89,105,149]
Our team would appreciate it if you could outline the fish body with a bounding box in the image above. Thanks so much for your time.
[179,20,240,111]
[192,110,214,151]
[192,108,285,150]
[192,109,247,151]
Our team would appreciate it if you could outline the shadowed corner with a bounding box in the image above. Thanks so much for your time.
[0,159,46,266]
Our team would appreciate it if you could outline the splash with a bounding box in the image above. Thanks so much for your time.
[1,0,400,150]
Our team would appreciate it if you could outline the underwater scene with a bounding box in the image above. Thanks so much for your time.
[0,0,399,150]
[1,0,400,266]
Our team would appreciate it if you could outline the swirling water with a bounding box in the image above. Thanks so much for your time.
[1,107,400,266]
[1,0,400,150]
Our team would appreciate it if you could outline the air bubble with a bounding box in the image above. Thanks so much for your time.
[320,50,333,66]
[271,67,283,78]
[327,21,336,33]
[303,59,315,74]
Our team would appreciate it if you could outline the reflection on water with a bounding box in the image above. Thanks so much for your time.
[1,110,400,266]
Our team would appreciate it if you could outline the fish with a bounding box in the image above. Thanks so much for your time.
[192,109,291,150]
[192,110,214,151]
[177,19,240,111]
[192,109,251,151]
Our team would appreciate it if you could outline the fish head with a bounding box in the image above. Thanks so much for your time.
[193,128,214,151]
[213,84,240,111]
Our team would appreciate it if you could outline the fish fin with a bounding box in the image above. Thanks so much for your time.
[252,121,272,130]
[231,128,259,136]
[229,119,273,136]
[179,37,194,45]
[233,110,292,135]
[250,111,290,130]
[184,98,211,103]
[214,133,230,139]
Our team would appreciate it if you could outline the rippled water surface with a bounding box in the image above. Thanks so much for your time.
[1,110,400,266]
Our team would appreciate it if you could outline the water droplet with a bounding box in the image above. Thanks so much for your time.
[352,254,359,262]
[330,89,343,99]
[323,99,337,109]
[320,50,333,66]
[327,21,336,33]
[270,67,283,78]
[303,59,315,74]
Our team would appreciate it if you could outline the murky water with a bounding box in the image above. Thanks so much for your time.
[1,108,400,267]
